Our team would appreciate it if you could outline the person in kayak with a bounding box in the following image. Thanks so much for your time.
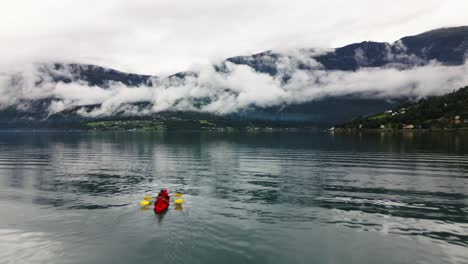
[154,189,170,214]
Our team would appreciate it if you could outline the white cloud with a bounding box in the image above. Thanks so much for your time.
[0,1,467,118]
[2,54,468,118]
[0,0,467,74]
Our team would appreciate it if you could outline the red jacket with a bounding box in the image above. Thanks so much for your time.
[154,190,170,214]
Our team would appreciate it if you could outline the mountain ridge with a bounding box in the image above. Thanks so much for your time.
[42,26,468,86]
[1,26,468,128]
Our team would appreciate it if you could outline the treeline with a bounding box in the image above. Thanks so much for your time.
[337,86,468,130]
[83,115,320,131]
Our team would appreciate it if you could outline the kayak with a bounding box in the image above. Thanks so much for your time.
[154,196,170,214]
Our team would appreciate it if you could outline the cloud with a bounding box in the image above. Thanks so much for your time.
[0,0,467,74]
[1,51,468,118]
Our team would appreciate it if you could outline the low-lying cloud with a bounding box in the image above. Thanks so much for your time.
[0,43,468,117]
[1,50,467,118]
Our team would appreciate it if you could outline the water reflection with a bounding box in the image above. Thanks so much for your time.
[0,229,64,263]
[0,131,467,263]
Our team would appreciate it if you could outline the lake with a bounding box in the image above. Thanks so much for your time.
[0,131,467,264]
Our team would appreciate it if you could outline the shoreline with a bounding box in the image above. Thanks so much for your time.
[330,128,468,133]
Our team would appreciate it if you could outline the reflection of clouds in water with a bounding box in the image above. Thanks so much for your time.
[149,141,286,199]
[0,229,63,264]
[320,209,468,264]
[206,142,239,170]
[324,208,468,258]
[48,136,151,176]
[238,150,283,176]
[439,243,468,264]
[30,137,152,201]
[150,140,241,175]
[152,144,197,175]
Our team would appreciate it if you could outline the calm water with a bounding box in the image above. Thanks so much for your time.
[0,131,467,264]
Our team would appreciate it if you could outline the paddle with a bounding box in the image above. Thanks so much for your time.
[139,193,183,206]
[139,200,151,206]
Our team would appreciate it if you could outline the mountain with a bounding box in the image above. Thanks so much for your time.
[1,26,468,128]
[44,63,154,87]
[335,86,468,130]
[227,26,468,72]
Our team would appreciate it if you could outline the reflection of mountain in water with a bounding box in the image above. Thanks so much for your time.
[1,131,467,247]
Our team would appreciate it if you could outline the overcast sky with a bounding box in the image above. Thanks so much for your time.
[1,0,467,75]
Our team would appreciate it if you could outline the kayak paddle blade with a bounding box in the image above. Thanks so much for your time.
[140,200,150,206]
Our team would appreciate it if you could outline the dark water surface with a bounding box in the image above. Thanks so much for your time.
[0,131,467,264]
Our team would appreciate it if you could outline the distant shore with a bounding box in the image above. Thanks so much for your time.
[329,127,468,133]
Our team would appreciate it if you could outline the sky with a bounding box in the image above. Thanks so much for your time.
[0,0,467,75]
